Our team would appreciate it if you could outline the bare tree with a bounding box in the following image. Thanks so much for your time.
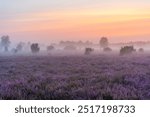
[0,35,11,52]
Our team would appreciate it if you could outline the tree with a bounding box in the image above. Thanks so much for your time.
[100,37,108,49]
[64,45,76,51]
[139,48,144,53]
[120,46,136,56]
[16,42,25,52]
[31,43,40,53]
[11,48,18,54]
[0,35,11,52]
[103,47,112,52]
[84,48,94,55]
[47,45,54,51]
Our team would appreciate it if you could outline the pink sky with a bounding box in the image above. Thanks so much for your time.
[0,0,150,44]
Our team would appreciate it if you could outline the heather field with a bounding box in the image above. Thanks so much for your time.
[0,54,150,100]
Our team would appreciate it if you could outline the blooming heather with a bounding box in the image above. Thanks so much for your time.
[0,55,150,100]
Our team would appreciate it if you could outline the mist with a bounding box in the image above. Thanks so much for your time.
[0,35,150,57]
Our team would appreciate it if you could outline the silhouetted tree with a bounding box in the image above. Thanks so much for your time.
[100,37,108,49]
[47,45,54,51]
[78,40,83,45]
[85,48,94,55]
[11,48,18,54]
[16,42,25,52]
[59,41,65,45]
[139,48,144,53]
[85,41,93,46]
[64,45,76,50]
[31,43,40,53]
[0,35,10,52]
[120,46,136,56]
[103,47,112,52]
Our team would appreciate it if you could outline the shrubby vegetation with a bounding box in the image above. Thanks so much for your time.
[11,48,18,54]
[100,37,109,49]
[16,42,25,52]
[59,40,93,47]
[31,43,40,53]
[103,47,112,52]
[47,45,55,51]
[64,45,77,50]
[120,46,136,55]
[0,35,11,52]
[0,35,148,57]
[84,48,94,55]
[139,48,144,53]
[11,42,25,54]
[0,35,150,100]
[0,55,149,99]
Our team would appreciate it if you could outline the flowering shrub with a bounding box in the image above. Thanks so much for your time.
[0,55,150,100]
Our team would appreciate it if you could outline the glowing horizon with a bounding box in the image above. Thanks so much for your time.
[0,0,150,44]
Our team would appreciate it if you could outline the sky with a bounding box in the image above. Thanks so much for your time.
[0,0,150,44]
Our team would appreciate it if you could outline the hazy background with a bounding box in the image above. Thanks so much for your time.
[0,0,150,44]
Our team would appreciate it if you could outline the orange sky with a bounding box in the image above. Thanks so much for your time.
[1,1,150,44]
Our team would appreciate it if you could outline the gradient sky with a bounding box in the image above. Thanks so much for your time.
[0,0,150,44]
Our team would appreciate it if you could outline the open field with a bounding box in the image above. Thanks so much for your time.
[0,54,150,100]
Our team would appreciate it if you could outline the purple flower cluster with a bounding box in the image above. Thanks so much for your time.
[0,55,150,100]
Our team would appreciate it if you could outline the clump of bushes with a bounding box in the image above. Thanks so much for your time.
[99,37,109,49]
[103,47,112,52]
[47,45,54,51]
[11,48,18,54]
[31,43,40,53]
[138,48,144,53]
[120,46,136,55]
[84,48,94,55]
[16,42,24,52]
[0,35,11,52]
[64,45,76,50]
[11,42,25,54]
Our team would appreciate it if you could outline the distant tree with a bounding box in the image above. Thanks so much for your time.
[11,48,18,54]
[120,46,136,56]
[100,37,108,49]
[64,45,76,50]
[31,43,40,53]
[0,35,11,52]
[47,45,54,51]
[103,47,112,52]
[16,42,25,52]
[27,42,31,46]
[85,41,93,46]
[60,41,64,44]
[78,40,83,45]
[138,48,144,53]
[84,48,94,55]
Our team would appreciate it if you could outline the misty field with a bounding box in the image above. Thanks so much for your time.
[0,54,150,100]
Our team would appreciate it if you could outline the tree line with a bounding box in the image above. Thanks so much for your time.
[0,35,144,55]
